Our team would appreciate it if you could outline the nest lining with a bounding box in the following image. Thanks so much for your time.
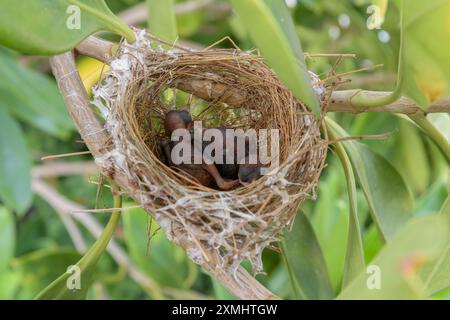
[92,30,327,275]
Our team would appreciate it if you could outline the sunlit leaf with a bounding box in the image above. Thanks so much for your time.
[0,108,32,214]
[230,0,320,114]
[281,211,334,299]
[0,0,135,55]
[78,56,110,95]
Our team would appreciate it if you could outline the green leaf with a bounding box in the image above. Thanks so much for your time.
[0,207,15,272]
[11,248,81,299]
[177,10,204,38]
[338,215,449,299]
[351,144,414,240]
[0,52,74,139]
[0,0,135,55]
[394,120,430,194]
[311,160,349,292]
[427,113,450,144]
[147,0,178,43]
[212,279,235,300]
[397,0,450,107]
[35,209,121,299]
[327,118,414,241]
[0,108,32,214]
[328,129,365,288]
[265,264,292,298]
[419,197,450,295]
[122,204,194,289]
[281,211,334,300]
[230,0,320,115]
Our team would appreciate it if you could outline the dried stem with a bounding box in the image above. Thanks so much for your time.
[41,151,92,161]
[49,52,277,300]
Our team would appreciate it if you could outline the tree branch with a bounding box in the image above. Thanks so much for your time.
[76,36,117,63]
[75,36,450,115]
[50,51,277,300]
[327,90,450,115]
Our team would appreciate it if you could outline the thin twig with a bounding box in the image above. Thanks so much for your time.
[324,64,384,83]
[305,53,356,59]
[41,151,92,161]
[327,132,390,145]
[71,205,141,214]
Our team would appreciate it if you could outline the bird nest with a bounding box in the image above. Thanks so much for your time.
[92,30,327,275]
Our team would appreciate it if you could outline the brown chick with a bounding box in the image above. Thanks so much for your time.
[161,110,240,190]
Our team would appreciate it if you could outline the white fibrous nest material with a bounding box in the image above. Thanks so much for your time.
[91,30,327,276]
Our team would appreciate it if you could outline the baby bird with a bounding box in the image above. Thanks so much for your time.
[161,110,240,190]
[238,158,263,186]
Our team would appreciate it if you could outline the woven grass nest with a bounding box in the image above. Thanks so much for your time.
[92,30,328,275]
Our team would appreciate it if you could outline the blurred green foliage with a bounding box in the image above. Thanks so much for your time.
[0,0,448,300]
[0,0,135,54]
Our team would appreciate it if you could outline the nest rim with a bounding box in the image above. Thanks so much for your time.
[92,30,328,274]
